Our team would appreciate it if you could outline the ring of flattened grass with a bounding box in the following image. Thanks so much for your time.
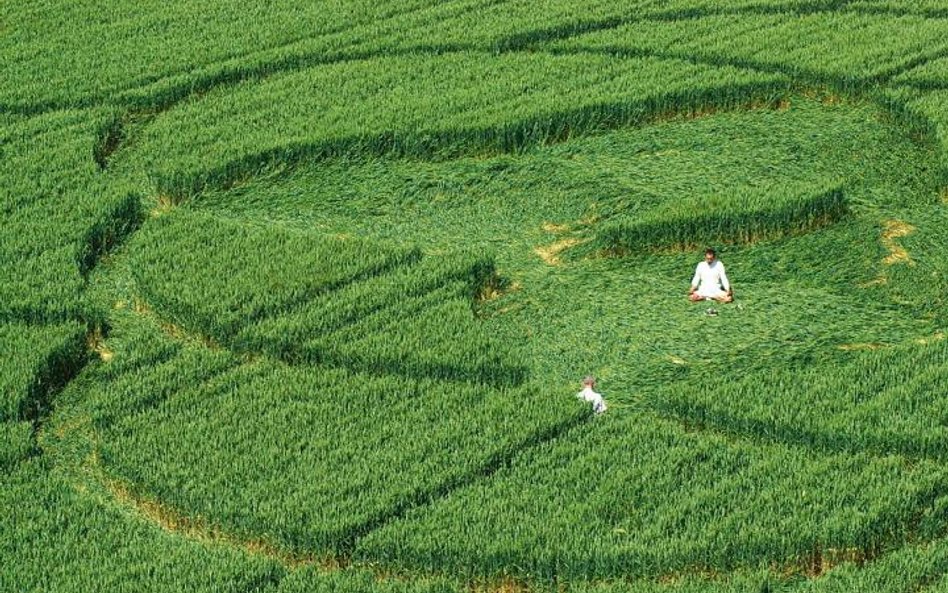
[84,64,948,586]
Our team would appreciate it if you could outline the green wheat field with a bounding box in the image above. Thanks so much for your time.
[5,1,948,591]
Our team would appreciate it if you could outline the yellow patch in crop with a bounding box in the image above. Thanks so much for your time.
[915,332,945,345]
[478,285,502,302]
[771,544,870,579]
[882,219,915,240]
[566,202,601,228]
[668,355,688,365]
[534,237,585,265]
[858,276,887,288]
[86,327,114,362]
[150,194,176,217]
[480,281,522,304]
[801,88,845,107]
[940,187,948,204]
[803,546,867,578]
[577,213,600,226]
[837,342,884,351]
[541,221,570,234]
[881,219,916,265]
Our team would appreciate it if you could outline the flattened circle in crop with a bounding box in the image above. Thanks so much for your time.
[92,66,948,581]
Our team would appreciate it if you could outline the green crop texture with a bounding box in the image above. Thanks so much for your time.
[6,1,948,592]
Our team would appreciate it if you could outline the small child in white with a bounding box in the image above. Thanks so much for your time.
[577,375,607,414]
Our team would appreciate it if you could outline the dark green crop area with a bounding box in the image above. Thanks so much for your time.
[5,2,948,592]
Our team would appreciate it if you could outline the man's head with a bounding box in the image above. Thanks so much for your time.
[582,375,596,388]
[704,248,716,264]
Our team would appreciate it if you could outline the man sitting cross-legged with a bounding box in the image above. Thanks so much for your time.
[688,247,733,303]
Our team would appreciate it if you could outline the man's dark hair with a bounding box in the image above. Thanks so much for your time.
[705,247,716,256]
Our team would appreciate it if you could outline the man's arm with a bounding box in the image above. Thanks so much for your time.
[719,264,730,293]
[690,265,701,293]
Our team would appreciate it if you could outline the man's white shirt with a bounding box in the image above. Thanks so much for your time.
[577,386,607,414]
[691,260,730,298]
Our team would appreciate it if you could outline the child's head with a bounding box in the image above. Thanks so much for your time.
[582,375,596,388]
